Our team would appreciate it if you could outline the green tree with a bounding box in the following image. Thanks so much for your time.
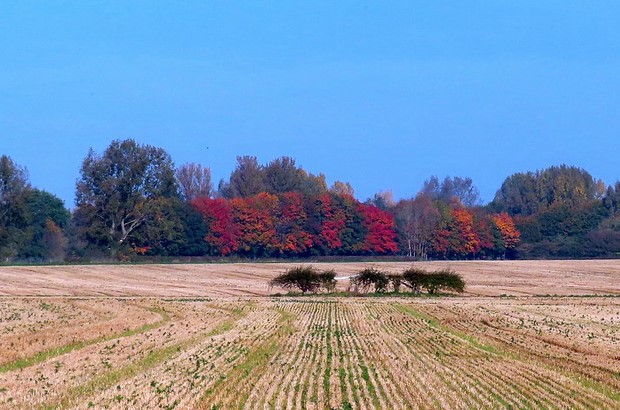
[19,189,70,261]
[221,156,266,198]
[492,165,604,216]
[74,139,178,257]
[0,155,31,260]
[329,181,355,197]
[264,156,304,194]
[132,198,210,257]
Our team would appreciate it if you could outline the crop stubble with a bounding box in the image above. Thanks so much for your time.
[0,297,617,408]
[0,261,619,409]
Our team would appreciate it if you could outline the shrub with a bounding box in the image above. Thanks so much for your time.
[352,268,389,293]
[387,274,402,293]
[402,268,465,294]
[401,268,428,294]
[270,266,337,294]
[428,269,465,294]
[318,269,337,292]
[270,266,322,293]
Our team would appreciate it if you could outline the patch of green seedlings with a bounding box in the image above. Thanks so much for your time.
[200,309,295,409]
[395,304,499,355]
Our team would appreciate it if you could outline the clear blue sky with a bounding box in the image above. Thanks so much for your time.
[2,1,620,207]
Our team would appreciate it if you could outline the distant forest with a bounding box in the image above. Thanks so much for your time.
[2,139,619,263]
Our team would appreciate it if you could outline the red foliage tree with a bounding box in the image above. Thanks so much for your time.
[357,203,398,254]
[274,192,314,255]
[191,197,239,255]
[471,210,496,258]
[313,193,346,252]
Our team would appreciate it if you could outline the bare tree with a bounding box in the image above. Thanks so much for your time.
[176,162,212,201]
[421,175,480,207]
[394,194,440,259]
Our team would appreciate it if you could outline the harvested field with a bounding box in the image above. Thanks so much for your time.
[0,261,619,409]
[0,296,619,409]
[1,260,619,297]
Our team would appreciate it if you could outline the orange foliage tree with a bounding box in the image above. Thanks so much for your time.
[491,212,521,258]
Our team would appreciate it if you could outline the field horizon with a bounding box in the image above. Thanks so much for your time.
[1,259,619,297]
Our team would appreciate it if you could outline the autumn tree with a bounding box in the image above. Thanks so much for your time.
[274,192,314,256]
[307,193,346,254]
[431,205,480,259]
[192,197,239,256]
[451,208,481,257]
[357,203,398,254]
[491,212,521,258]
[472,212,496,258]
[176,163,212,201]
[74,139,178,257]
[231,193,279,257]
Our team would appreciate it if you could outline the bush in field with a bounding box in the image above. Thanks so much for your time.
[387,274,402,293]
[402,268,465,294]
[428,269,465,294]
[318,269,337,292]
[270,266,336,294]
[352,268,389,293]
[401,268,428,294]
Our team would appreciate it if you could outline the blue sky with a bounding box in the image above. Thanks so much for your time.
[2,1,620,207]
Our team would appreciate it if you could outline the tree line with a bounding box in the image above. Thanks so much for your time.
[1,139,618,262]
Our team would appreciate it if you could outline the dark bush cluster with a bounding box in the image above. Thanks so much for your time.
[351,268,390,293]
[269,266,336,294]
[402,268,465,294]
[270,265,465,295]
[350,267,464,295]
